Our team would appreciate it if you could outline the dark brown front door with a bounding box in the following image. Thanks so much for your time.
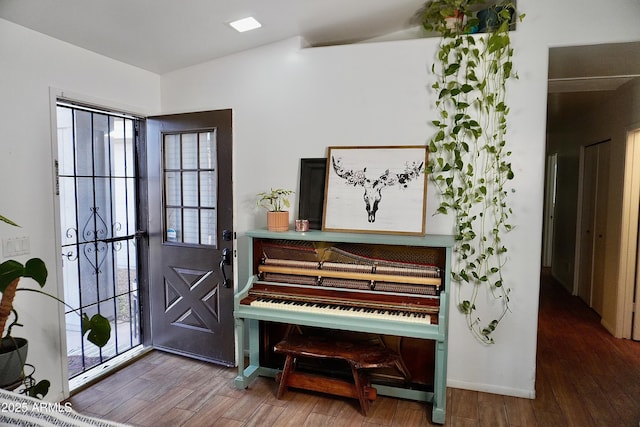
[146,110,234,365]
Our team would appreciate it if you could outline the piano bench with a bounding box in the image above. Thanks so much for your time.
[274,334,406,416]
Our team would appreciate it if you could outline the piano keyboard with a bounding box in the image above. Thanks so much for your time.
[249,297,432,325]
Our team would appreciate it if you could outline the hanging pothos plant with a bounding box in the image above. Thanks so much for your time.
[420,0,524,343]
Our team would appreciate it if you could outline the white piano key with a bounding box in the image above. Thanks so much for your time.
[250,298,431,325]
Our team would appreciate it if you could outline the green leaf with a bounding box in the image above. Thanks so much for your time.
[0,215,20,227]
[27,380,50,399]
[503,61,513,76]
[486,93,494,105]
[459,300,473,314]
[488,34,508,54]
[82,313,112,347]
[0,260,25,291]
[445,63,460,76]
[24,258,47,288]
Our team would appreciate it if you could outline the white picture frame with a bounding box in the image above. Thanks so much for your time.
[322,146,428,235]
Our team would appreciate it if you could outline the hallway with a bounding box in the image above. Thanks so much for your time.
[534,269,640,425]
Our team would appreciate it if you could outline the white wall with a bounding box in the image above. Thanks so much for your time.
[160,0,640,398]
[160,33,544,398]
[0,19,160,401]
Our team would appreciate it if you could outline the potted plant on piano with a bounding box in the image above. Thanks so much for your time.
[256,188,294,232]
[0,214,111,398]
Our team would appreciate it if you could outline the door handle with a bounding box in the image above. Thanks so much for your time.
[220,248,232,288]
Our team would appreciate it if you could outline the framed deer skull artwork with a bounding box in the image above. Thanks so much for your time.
[322,146,428,235]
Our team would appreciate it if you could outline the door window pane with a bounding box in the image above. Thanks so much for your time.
[199,131,216,169]
[164,134,180,169]
[166,207,182,242]
[182,172,198,207]
[183,208,199,244]
[200,171,216,208]
[200,209,217,245]
[165,172,181,206]
[182,133,198,169]
[162,130,218,246]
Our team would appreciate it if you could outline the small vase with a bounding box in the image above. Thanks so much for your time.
[267,211,289,232]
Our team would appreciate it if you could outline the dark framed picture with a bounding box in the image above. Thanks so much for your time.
[322,146,428,235]
[298,158,327,230]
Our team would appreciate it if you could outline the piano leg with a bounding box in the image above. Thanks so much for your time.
[234,317,263,389]
[234,316,248,389]
[431,338,447,424]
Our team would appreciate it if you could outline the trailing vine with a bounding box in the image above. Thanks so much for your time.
[420,1,523,343]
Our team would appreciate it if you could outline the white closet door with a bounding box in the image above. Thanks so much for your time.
[591,142,610,316]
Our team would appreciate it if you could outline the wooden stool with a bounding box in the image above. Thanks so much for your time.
[274,334,409,415]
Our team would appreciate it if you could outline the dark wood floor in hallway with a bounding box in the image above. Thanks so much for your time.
[67,270,640,426]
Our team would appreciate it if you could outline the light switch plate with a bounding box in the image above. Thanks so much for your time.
[2,236,30,257]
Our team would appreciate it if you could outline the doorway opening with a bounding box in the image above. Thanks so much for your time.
[545,42,640,340]
[55,101,144,386]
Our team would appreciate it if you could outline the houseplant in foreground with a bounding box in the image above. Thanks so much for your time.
[256,188,294,232]
[0,215,110,398]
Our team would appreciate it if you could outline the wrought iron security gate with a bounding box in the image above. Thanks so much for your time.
[56,102,142,378]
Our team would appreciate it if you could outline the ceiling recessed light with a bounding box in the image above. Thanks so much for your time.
[229,17,262,33]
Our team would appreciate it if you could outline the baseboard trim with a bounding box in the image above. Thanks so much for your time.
[446,379,535,399]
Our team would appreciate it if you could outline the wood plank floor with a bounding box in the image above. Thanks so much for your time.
[67,270,640,426]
